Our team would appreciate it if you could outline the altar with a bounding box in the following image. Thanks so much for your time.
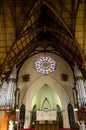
[35,110,58,130]
[36,110,57,121]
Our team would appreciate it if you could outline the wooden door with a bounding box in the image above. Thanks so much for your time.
[0,111,4,129]
[0,111,9,130]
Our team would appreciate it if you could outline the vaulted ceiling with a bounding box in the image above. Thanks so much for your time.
[0,0,86,79]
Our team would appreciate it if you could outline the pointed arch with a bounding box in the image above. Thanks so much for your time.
[68,103,75,128]
[56,104,63,128]
[41,97,51,110]
[30,104,37,128]
[19,104,25,128]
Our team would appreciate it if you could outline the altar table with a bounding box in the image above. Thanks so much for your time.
[35,121,58,130]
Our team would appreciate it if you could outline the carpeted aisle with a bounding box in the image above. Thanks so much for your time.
[22,128,74,130]
[59,128,73,130]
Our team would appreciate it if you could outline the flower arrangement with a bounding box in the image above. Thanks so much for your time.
[9,115,16,125]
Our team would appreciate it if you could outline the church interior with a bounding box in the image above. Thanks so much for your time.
[0,0,86,130]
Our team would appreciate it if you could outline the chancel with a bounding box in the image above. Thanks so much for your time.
[35,110,58,130]
[0,0,86,130]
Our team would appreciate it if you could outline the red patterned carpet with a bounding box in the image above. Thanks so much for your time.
[22,128,74,130]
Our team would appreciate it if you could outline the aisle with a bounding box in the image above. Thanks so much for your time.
[21,128,74,130]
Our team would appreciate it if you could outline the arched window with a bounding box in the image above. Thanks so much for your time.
[19,104,25,128]
[30,104,37,128]
[41,98,51,109]
[56,104,63,128]
[68,103,75,128]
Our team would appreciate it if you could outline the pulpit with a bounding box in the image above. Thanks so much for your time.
[35,110,58,130]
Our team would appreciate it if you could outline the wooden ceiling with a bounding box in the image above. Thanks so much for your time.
[0,0,86,79]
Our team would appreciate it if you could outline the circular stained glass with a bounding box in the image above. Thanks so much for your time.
[34,56,56,75]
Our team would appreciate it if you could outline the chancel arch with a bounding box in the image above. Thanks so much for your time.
[23,80,71,127]
[18,53,74,128]
[30,85,62,128]
[31,84,61,110]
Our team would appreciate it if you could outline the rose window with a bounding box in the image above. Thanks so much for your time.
[34,56,56,75]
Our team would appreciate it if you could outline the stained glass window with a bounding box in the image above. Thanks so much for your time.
[34,56,56,75]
